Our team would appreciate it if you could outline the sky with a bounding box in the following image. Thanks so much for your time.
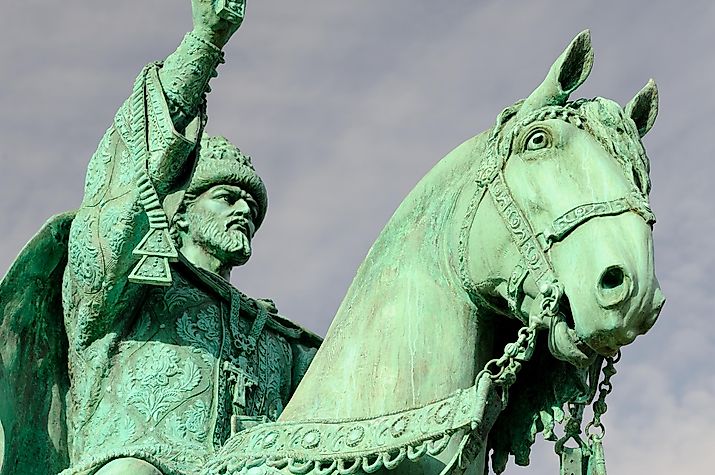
[1,1,714,473]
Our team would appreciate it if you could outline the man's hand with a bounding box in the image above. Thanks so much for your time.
[192,0,246,49]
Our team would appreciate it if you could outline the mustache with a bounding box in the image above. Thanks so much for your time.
[225,215,250,233]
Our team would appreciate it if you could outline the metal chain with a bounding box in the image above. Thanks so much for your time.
[554,402,588,456]
[477,282,563,407]
[585,350,620,442]
[477,276,623,474]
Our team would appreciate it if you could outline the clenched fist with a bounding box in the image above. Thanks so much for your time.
[192,0,246,48]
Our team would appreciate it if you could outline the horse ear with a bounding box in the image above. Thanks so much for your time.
[519,30,594,114]
[625,79,659,137]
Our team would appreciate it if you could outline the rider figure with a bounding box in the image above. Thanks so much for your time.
[54,2,320,473]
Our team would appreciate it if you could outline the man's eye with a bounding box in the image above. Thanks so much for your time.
[217,194,232,203]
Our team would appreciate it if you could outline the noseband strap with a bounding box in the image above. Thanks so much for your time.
[538,192,655,251]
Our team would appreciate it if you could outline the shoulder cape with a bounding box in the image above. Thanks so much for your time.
[175,254,323,349]
[0,211,75,475]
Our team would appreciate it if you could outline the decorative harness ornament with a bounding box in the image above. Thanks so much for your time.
[203,289,566,475]
[125,66,180,286]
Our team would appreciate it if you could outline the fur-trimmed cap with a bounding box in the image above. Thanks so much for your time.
[187,135,268,229]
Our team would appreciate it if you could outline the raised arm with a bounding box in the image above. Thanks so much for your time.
[160,0,244,132]
[63,0,246,349]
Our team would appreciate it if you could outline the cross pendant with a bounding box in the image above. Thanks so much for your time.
[223,360,257,410]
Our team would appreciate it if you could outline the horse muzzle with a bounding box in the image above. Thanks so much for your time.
[581,274,665,356]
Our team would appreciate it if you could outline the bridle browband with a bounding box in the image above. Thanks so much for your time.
[458,101,656,322]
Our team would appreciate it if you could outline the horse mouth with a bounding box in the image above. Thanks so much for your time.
[548,296,598,368]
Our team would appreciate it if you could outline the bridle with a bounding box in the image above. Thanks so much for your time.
[454,101,656,474]
[458,102,656,324]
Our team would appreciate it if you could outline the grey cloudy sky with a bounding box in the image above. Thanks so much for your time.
[1,1,714,473]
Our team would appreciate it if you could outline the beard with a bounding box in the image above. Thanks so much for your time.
[185,207,252,267]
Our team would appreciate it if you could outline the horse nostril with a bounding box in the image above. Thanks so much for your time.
[596,265,632,308]
[600,266,625,290]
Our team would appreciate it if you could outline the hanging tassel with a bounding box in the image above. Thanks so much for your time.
[586,437,607,475]
[559,445,589,475]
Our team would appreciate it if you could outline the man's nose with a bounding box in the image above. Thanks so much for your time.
[233,199,251,216]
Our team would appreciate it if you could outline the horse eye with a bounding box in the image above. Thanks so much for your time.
[525,129,550,151]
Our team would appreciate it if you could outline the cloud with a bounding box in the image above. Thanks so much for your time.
[1,1,714,474]
[605,365,715,473]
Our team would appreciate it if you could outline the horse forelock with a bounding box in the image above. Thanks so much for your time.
[573,97,652,194]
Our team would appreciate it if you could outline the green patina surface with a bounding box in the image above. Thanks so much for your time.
[0,3,664,475]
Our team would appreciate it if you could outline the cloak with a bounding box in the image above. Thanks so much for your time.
[0,211,75,475]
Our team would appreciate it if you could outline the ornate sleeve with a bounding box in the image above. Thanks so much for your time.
[63,64,199,350]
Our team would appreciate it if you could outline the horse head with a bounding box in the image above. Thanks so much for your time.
[465,30,664,367]
[459,30,665,470]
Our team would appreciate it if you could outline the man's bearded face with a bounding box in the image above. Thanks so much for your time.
[184,184,257,267]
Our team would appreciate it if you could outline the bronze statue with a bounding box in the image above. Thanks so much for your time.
[0,2,665,475]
